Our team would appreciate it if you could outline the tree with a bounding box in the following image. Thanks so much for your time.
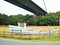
[0,11,60,26]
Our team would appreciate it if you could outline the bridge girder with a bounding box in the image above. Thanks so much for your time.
[5,0,47,16]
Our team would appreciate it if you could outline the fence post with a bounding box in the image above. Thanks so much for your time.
[49,30,51,38]
[59,19,60,37]
[3,29,5,38]
[20,30,22,38]
[39,31,41,39]
[58,30,60,37]
[11,30,13,38]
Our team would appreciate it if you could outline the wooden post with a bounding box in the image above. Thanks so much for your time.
[20,30,22,38]
[59,19,60,37]
[11,30,13,38]
[3,29,5,38]
[39,31,41,39]
[49,30,51,38]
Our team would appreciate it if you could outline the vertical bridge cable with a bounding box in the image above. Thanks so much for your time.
[43,0,47,12]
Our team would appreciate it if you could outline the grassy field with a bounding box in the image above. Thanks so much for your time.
[0,25,59,36]
[0,25,60,41]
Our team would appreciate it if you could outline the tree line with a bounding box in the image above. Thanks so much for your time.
[0,11,60,26]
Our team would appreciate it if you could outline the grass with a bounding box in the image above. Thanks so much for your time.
[0,34,60,41]
[0,25,60,41]
[0,33,60,41]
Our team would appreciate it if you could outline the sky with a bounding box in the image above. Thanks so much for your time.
[0,0,60,16]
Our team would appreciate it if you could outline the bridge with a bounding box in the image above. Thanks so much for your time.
[5,0,47,16]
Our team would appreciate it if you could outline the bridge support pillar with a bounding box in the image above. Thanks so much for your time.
[33,14,38,19]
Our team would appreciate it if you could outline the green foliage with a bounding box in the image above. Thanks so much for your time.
[0,14,9,25]
[27,18,37,25]
[37,12,59,26]
[0,11,60,26]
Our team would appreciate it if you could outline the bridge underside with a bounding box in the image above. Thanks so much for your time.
[5,0,47,16]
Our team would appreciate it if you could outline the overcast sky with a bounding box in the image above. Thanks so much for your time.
[0,0,60,15]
